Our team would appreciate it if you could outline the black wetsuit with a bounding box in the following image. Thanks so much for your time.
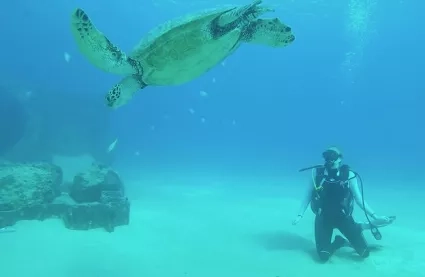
[311,165,369,261]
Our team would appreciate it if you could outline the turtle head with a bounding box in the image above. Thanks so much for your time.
[242,18,295,47]
[271,20,295,47]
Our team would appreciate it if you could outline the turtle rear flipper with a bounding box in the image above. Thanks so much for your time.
[241,18,295,47]
[106,75,148,109]
[71,8,139,75]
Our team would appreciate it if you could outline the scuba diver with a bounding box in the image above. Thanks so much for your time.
[292,147,395,262]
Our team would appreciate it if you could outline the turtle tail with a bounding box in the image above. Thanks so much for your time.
[71,8,140,75]
[241,18,295,47]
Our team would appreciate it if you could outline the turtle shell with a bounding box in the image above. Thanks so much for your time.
[130,7,242,85]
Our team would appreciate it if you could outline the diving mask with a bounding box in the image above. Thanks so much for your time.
[322,149,342,163]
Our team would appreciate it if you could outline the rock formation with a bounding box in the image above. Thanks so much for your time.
[0,162,129,232]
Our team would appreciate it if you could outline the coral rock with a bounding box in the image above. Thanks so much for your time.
[69,163,124,203]
[0,162,62,211]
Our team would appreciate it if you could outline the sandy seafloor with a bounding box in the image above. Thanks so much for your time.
[1,168,424,277]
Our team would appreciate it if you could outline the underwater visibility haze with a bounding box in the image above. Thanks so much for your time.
[0,0,424,276]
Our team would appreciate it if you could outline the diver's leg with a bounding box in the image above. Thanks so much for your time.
[314,214,334,262]
[338,216,370,258]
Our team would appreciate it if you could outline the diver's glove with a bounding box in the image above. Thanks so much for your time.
[373,215,396,226]
[360,215,396,230]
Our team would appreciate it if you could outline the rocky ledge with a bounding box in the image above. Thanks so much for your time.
[0,162,129,232]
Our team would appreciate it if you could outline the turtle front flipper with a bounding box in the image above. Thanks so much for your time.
[241,18,295,47]
[218,0,273,26]
[106,75,148,109]
[71,8,140,75]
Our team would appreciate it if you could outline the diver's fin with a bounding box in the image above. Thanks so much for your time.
[105,75,147,109]
[71,8,139,75]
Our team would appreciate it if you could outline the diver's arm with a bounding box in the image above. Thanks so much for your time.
[349,171,377,218]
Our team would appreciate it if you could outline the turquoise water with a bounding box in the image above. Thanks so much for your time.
[0,0,424,276]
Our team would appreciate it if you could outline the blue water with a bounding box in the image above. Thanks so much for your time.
[0,0,424,272]
[2,0,423,173]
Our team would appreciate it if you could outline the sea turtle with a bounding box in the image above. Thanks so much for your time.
[70,0,295,109]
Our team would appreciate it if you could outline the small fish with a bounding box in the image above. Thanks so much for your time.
[107,138,118,153]
[212,77,216,83]
[188,108,195,114]
[200,90,208,97]
[64,52,71,62]
[201,117,206,123]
